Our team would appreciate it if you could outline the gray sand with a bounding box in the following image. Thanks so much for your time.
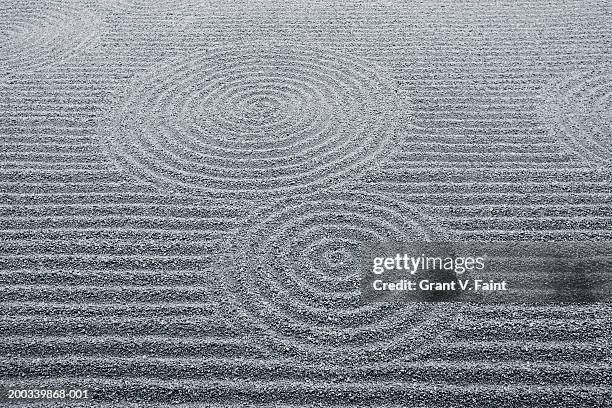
[1,0,611,406]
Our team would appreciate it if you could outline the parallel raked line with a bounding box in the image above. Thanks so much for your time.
[1,336,605,362]
[0,377,608,406]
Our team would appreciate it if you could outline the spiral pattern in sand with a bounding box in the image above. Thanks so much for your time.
[0,1,100,77]
[542,68,612,165]
[103,43,398,198]
[223,189,449,364]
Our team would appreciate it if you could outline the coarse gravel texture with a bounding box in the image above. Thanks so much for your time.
[1,0,612,407]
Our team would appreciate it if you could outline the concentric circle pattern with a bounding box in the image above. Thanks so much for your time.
[0,1,100,77]
[223,189,449,364]
[542,68,612,165]
[103,43,399,198]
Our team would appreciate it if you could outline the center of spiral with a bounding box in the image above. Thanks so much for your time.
[324,248,351,268]
[242,97,282,122]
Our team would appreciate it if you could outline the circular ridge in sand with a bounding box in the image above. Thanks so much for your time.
[102,43,399,198]
[0,1,100,76]
[542,68,612,165]
[222,189,449,364]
